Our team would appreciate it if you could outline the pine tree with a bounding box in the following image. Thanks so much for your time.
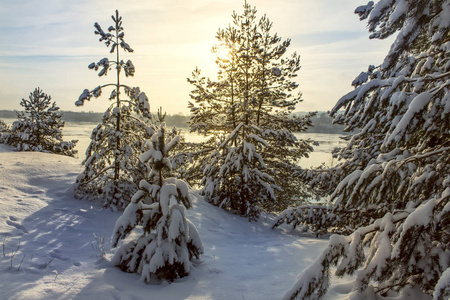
[112,111,203,282]
[187,2,314,220]
[2,88,77,156]
[283,1,449,299]
[0,119,10,143]
[74,10,152,209]
[0,120,8,133]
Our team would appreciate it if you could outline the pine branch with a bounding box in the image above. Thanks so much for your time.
[78,166,115,185]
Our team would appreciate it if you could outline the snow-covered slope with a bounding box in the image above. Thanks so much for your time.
[0,144,329,300]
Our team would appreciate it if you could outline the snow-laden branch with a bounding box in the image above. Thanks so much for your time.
[219,122,243,148]
[282,193,450,300]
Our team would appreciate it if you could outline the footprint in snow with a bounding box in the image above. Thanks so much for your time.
[6,217,29,233]
[75,209,89,215]
[50,250,70,261]
[66,172,80,177]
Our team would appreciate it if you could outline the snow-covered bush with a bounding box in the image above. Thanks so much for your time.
[112,118,203,282]
[74,10,152,209]
[283,0,449,299]
[2,88,77,157]
[187,2,315,220]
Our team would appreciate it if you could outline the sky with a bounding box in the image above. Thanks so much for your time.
[0,0,394,115]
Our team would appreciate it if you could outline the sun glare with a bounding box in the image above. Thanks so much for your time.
[212,44,232,61]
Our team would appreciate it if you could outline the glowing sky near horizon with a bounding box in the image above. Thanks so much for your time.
[0,0,393,114]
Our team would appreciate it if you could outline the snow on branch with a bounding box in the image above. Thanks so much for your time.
[384,92,433,147]
[282,234,349,300]
[283,197,450,299]
[219,122,243,148]
[355,1,374,20]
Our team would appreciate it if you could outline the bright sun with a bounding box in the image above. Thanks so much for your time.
[212,44,232,61]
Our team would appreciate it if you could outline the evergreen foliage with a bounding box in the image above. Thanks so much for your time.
[112,112,203,282]
[187,2,314,220]
[0,119,8,132]
[282,0,450,299]
[0,119,9,143]
[74,10,152,209]
[1,88,77,156]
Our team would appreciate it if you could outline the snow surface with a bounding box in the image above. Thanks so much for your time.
[0,143,330,300]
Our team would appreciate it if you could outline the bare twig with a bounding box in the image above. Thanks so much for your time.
[41,254,56,269]
[53,270,59,281]
[9,239,21,270]
[17,254,26,271]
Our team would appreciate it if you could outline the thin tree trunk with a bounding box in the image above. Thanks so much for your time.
[114,10,121,184]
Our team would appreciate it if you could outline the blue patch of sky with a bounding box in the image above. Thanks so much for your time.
[291,31,366,47]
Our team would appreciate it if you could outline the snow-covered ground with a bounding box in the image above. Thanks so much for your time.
[0,143,332,300]
[0,140,432,300]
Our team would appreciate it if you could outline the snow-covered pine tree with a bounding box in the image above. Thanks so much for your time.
[74,10,152,209]
[283,1,449,299]
[0,120,8,132]
[112,110,203,282]
[0,120,9,143]
[2,88,77,156]
[187,2,315,220]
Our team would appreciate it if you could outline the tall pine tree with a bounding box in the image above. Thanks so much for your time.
[282,1,449,299]
[74,10,152,210]
[187,2,314,220]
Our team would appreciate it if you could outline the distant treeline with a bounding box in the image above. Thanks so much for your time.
[1,110,347,134]
[0,110,105,123]
[300,112,348,134]
[0,110,190,128]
